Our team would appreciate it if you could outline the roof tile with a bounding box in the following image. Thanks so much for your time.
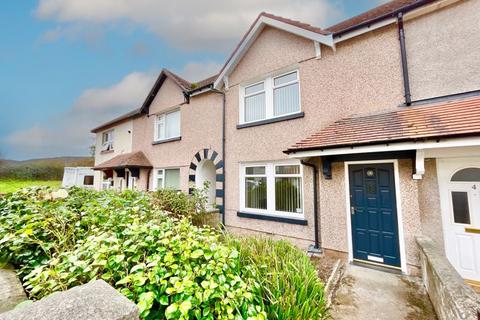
[94,151,152,169]
[286,96,480,153]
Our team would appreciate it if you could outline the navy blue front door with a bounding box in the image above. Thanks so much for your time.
[349,163,401,267]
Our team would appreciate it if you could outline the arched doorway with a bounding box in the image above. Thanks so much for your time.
[195,159,216,207]
[188,148,224,213]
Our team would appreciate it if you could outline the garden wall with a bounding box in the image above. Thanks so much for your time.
[0,280,139,320]
[416,236,480,320]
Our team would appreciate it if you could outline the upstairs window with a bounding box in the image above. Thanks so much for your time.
[155,109,181,142]
[101,130,114,152]
[241,71,300,124]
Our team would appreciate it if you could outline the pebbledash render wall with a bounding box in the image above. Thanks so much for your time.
[132,77,223,193]
[224,24,407,250]
[93,120,133,190]
[405,0,480,101]
[222,16,460,271]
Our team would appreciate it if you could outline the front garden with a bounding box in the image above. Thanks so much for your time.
[0,187,329,319]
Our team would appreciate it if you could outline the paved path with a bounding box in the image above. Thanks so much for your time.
[331,264,436,320]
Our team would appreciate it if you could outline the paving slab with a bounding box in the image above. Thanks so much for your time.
[331,264,437,320]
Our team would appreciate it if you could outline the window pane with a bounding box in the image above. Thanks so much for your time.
[276,165,300,175]
[245,82,264,95]
[157,178,163,190]
[275,177,302,213]
[274,82,300,116]
[245,93,266,122]
[245,177,267,209]
[274,72,297,86]
[451,191,471,224]
[83,175,94,186]
[165,169,180,189]
[451,168,480,182]
[246,166,265,175]
[156,117,164,140]
[165,110,180,138]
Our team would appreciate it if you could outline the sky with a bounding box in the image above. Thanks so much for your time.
[0,0,386,160]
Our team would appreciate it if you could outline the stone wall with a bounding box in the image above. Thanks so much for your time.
[416,236,480,320]
[0,280,139,320]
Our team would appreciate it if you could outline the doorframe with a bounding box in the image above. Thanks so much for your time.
[344,159,408,273]
[437,157,480,279]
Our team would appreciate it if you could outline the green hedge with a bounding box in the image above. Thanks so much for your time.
[0,187,327,319]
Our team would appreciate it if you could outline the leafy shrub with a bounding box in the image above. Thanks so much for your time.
[228,237,328,320]
[0,187,266,320]
[151,183,209,220]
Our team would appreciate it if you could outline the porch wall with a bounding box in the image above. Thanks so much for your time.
[319,159,424,271]
[417,159,444,251]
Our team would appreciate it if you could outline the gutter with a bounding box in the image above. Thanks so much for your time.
[210,88,227,227]
[300,160,321,251]
[332,0,435,37]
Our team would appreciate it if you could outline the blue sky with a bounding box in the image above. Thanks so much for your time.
[0,0,384,160]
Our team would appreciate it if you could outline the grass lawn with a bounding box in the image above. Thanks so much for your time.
[0,180,61,194]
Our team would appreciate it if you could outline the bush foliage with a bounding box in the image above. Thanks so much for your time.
[228,237,328,320]
[0,187,327,319]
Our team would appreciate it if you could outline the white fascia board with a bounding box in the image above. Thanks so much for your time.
[288,137,480,159]
[333,17,397,44]
[189,87,213,97]
[213,16,334,89]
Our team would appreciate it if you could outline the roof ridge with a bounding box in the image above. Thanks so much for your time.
[326,0,435,35]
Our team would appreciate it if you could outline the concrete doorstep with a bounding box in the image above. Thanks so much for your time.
[330,264,437,320]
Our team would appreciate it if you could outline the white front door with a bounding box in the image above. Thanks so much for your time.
[438,159,480,281]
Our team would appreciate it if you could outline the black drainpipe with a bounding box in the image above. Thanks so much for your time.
[397,12,412,106]
[210,88,226,227]
[301,160,320,250]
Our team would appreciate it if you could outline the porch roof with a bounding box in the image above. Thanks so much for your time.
[94,151,152,170]
[285,95,480,154]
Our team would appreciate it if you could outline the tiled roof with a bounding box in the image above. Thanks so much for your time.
[326,0,435,35]
[286,96,480,153]
[261,12,330,36]
[94,151,152,170]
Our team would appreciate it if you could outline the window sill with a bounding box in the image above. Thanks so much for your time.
[100,150,114,154]
[152,136,181,145]
[237,211,307,225]
[237,112,304,129]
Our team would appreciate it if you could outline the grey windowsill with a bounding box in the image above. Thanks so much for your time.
[152,136,181,145]
[237,112,304,129]
[237,211,308,225]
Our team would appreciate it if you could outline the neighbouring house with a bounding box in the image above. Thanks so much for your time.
[91,0,480,290]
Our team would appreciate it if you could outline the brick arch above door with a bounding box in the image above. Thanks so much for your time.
[188,148,224,213]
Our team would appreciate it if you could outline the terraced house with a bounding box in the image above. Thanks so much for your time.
[91,0,480,287]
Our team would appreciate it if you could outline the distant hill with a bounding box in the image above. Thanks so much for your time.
[0,156,94,180]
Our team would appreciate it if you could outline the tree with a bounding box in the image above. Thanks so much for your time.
[89,145,96,158]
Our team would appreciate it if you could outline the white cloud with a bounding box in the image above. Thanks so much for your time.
[73,72,155,112]
[5,71,156,159]
[177,61,222,82]
[35,0,344,51]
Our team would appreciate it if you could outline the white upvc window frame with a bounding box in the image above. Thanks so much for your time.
[239,160,304,219]
[154,109,181,142]
[239,70,301,125]
[153,167,181,190]
[101,129,114,151]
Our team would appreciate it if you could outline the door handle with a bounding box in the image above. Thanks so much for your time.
[351,206,355,215]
